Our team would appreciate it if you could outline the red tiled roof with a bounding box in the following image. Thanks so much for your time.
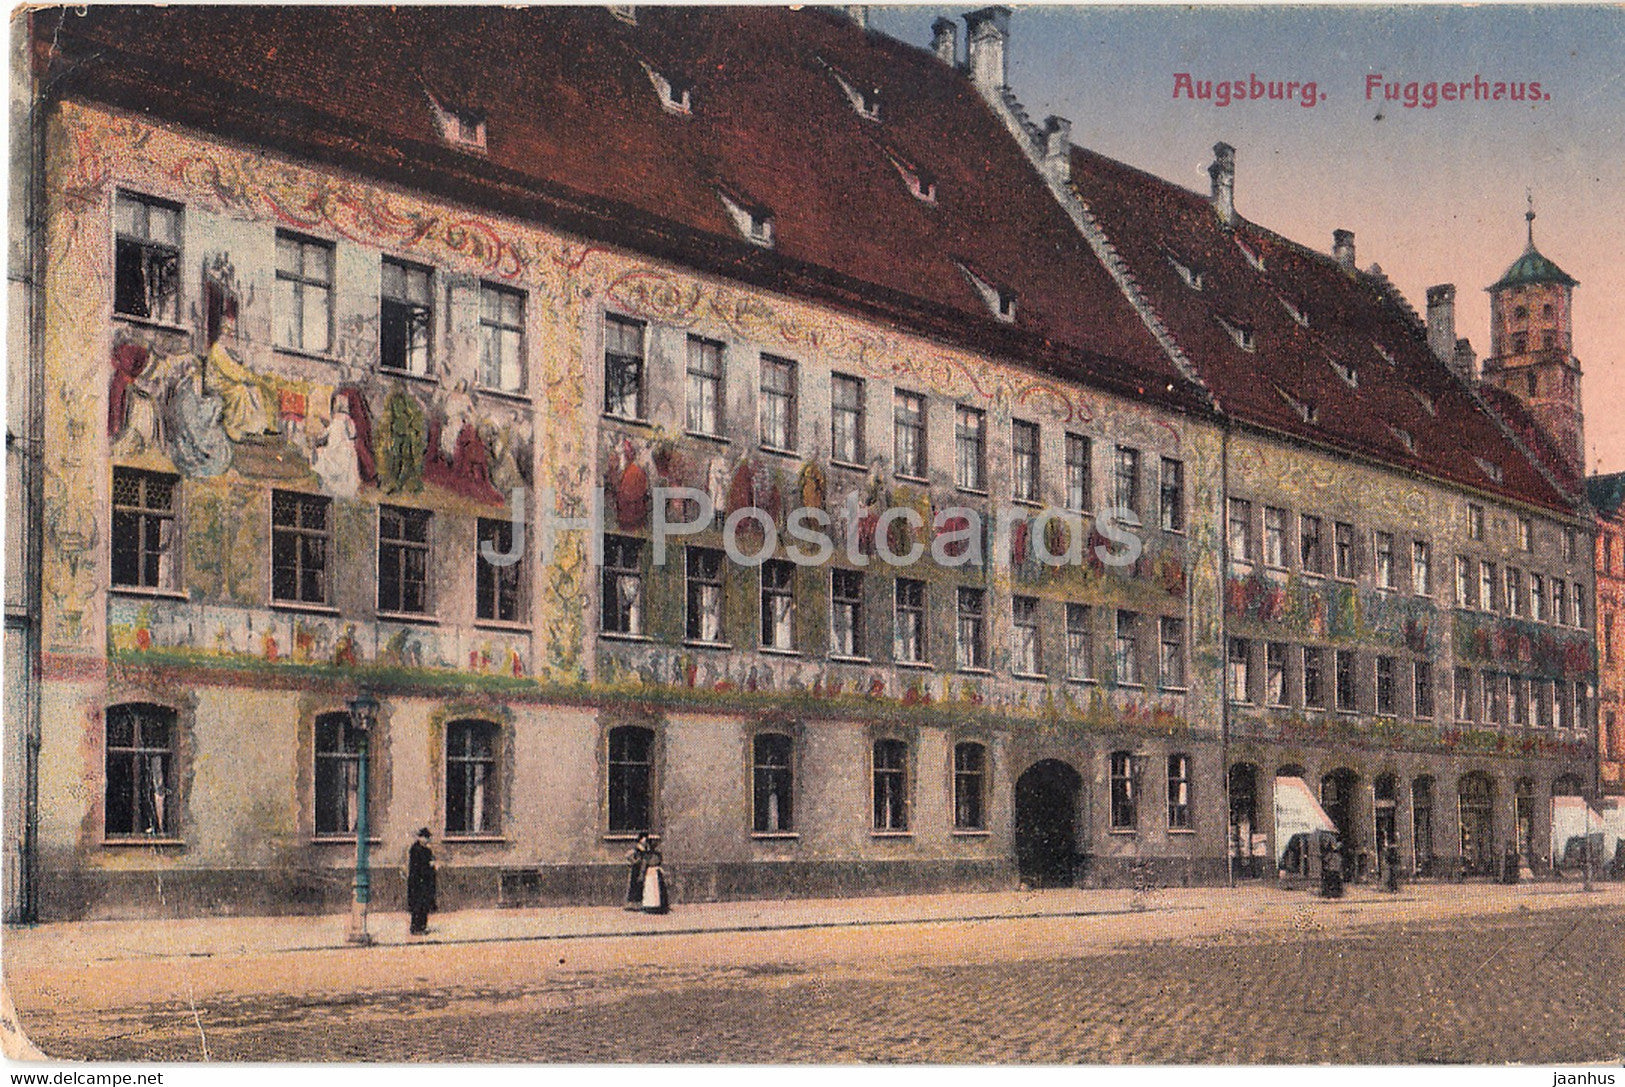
[1068,146,1577,512]
[38,5,1196,410]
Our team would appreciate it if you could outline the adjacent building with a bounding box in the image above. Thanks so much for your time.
[6,5,1602,919]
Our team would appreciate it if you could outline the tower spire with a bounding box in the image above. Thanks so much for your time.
[1525,190,1536,249]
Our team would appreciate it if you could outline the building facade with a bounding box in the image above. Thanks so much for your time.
[7,5,1601,919]
[1590,474,1625,797]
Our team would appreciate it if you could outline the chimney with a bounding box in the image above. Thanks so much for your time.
[931,17,958,65]
[1041,115,1072,184]
[1332,229,1356,272]
[1425,284,1456,366]
[963,6,1011,96]
[1453,337,1478,383]
[1209,142,1236,227]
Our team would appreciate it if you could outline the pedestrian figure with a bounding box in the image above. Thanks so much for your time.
[407,827,437,935]
[624,832,651,911]
[1384,842,1401,893]
[1319,835,1344,899]
[641,832,670,914]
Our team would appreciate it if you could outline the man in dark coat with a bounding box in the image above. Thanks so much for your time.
[407,827,436,935]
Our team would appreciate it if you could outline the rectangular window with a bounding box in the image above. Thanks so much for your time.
[601,536,644,636]
[1263,506,1286,567]
[275,232,333,353]
[1228,499,1253,562]
[1469,503,1485,541]
[894,391,927,478]
[478,283,526,393]
[753,733,794,834]
[1374,532,1395,589]
[1563,527,1578,561]
[760,559,796,652]
[872,738,908,831]
[1160,458,1185,532]
[1116,610,1141,686]
[607,726,654,833]
[1454,667,1474,721]
[1011,419,1039,502]
[1414,661,1435,718]
[114,193,181,323]
[760,355,798,450]
[1480,562,1497,613]
[476,518,525,623]
[1555,679,1572,729]
[1159,617,1186,689]
[445,720,499,836]
[956,587,987,670]
[1530,574,1546,622]
[1412,541,1431,595]
[1066,603,1093,681]
[894,578,927,664]
[1457,556,1475,608]
[1228,638,1251,703]
[1065,433,1091,511]
[104,703,174,838]
[1110,751,1137,830]
[686,337,725,436]
[686,547,725,643]
[1115,447,1141,519]
[1511,675,1529,726]
[1505,567,1523,617]
[1167,754,1191,830]
[1575,593,1586,630]
[1519,516,1533,551]
[1375,656,1396,715]
[831,569,866,658]
[380,258,432,375]
[378,505,432,615]
[111,468,178,589]
[1266,642,1287,706]
[1012,595,1041,675]
[1485,672,1507,724]
[271,490,332,605]
[1303,647,1326,709]
[831,373,865,465]
[1334,521,1355,579]
[955,405,986,491]
[1335,650,1356,711]
[1553,579,1568,626]
[314,712,365,837]
[604,315,646,418]
[954,742,987,831]
[1299,514,1323,573]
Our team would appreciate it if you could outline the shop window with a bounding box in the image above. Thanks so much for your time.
[314,711,365,837]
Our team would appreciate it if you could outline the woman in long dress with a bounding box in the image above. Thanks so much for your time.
[624,833,650,911]
[641,833,670,914]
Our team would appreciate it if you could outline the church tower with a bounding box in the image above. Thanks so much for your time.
[1480,202,1584,473]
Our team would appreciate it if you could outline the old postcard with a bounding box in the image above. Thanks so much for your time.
[3,2,1622,1071]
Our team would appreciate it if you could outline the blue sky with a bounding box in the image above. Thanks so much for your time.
[870,5,1625,474]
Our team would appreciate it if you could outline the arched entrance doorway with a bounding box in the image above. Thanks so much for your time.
[1411,776,1435,875]
[1459,772,1496,875]
[1228,763,1265,878]
[1015,760,1082,888]
[1514,778,1536,864]
[1321,768,1359,873]
[1374,773,1398,851]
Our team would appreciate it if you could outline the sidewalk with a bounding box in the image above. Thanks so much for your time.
[5,878,1621,970]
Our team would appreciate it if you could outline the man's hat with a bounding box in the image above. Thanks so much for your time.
[417,827,432,838]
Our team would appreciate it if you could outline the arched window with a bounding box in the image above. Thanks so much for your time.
[752,733,794,834]
[954,742,986,831]
[446,719,500,835]
[105,703,176,838]
[608,725,655,833]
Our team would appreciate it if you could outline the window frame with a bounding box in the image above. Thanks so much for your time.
[1011,418,1040,503]
[1109,751,1138,831]
[871,737,910,833]
[956,586,988,671]
[894,577,927,664]
[111,467,180,591]
[954,404,987,493]
[1166,753,1192,831]
[830,568,867,660]
[1114,446,1141,521]
[1159,457,1185,533]
[476,516,527,625]
[274,230,335,355]
[1011,594,1042,677]
[1064,433,1092,512]
[1116,610,1142,687]
[445,718,501,838]
[830,372,866,466]
[270,490,334,607]
[314,710,367,838]
[751,732,795,835]
[685,546,727,645]
[953,741,988,832]
[685,336,726,438]
[379,256,433,376]
[1065,602,1094,682]
[601,535,646,637]
[103,702,177,840]
[1159,616,1186,690]
[478,281,527,394]
[760,354,799,452]
[113,191,183,326]
[893,389,927,480]
[604,314,648,420]
[607,724,656,835]
[760,558,797,653]
[377,504,433,616]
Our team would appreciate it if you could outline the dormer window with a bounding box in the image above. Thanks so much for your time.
[1235,237,1265,272]
[428,95,487,153]
[1388,425,1415,453]
[885,151,936,204]
[641,63,692,115]
[957,263,1016,323]
[1167,253,1204,291]
[609,5,637,24]
[1373,342,1395,366]
[1278,296,1309,327]
[1331,359,1358,388]
[1474,456,1504,485]
[1216,314,1254,351]
[718,189,773,247]
[1411,389,1438,416]
[820,57,881,121]
[1276,386,1318,424]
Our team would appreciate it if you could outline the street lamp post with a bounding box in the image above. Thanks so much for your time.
[346,691,379,946]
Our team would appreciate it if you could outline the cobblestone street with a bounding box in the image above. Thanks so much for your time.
[8,886,1624,1063]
